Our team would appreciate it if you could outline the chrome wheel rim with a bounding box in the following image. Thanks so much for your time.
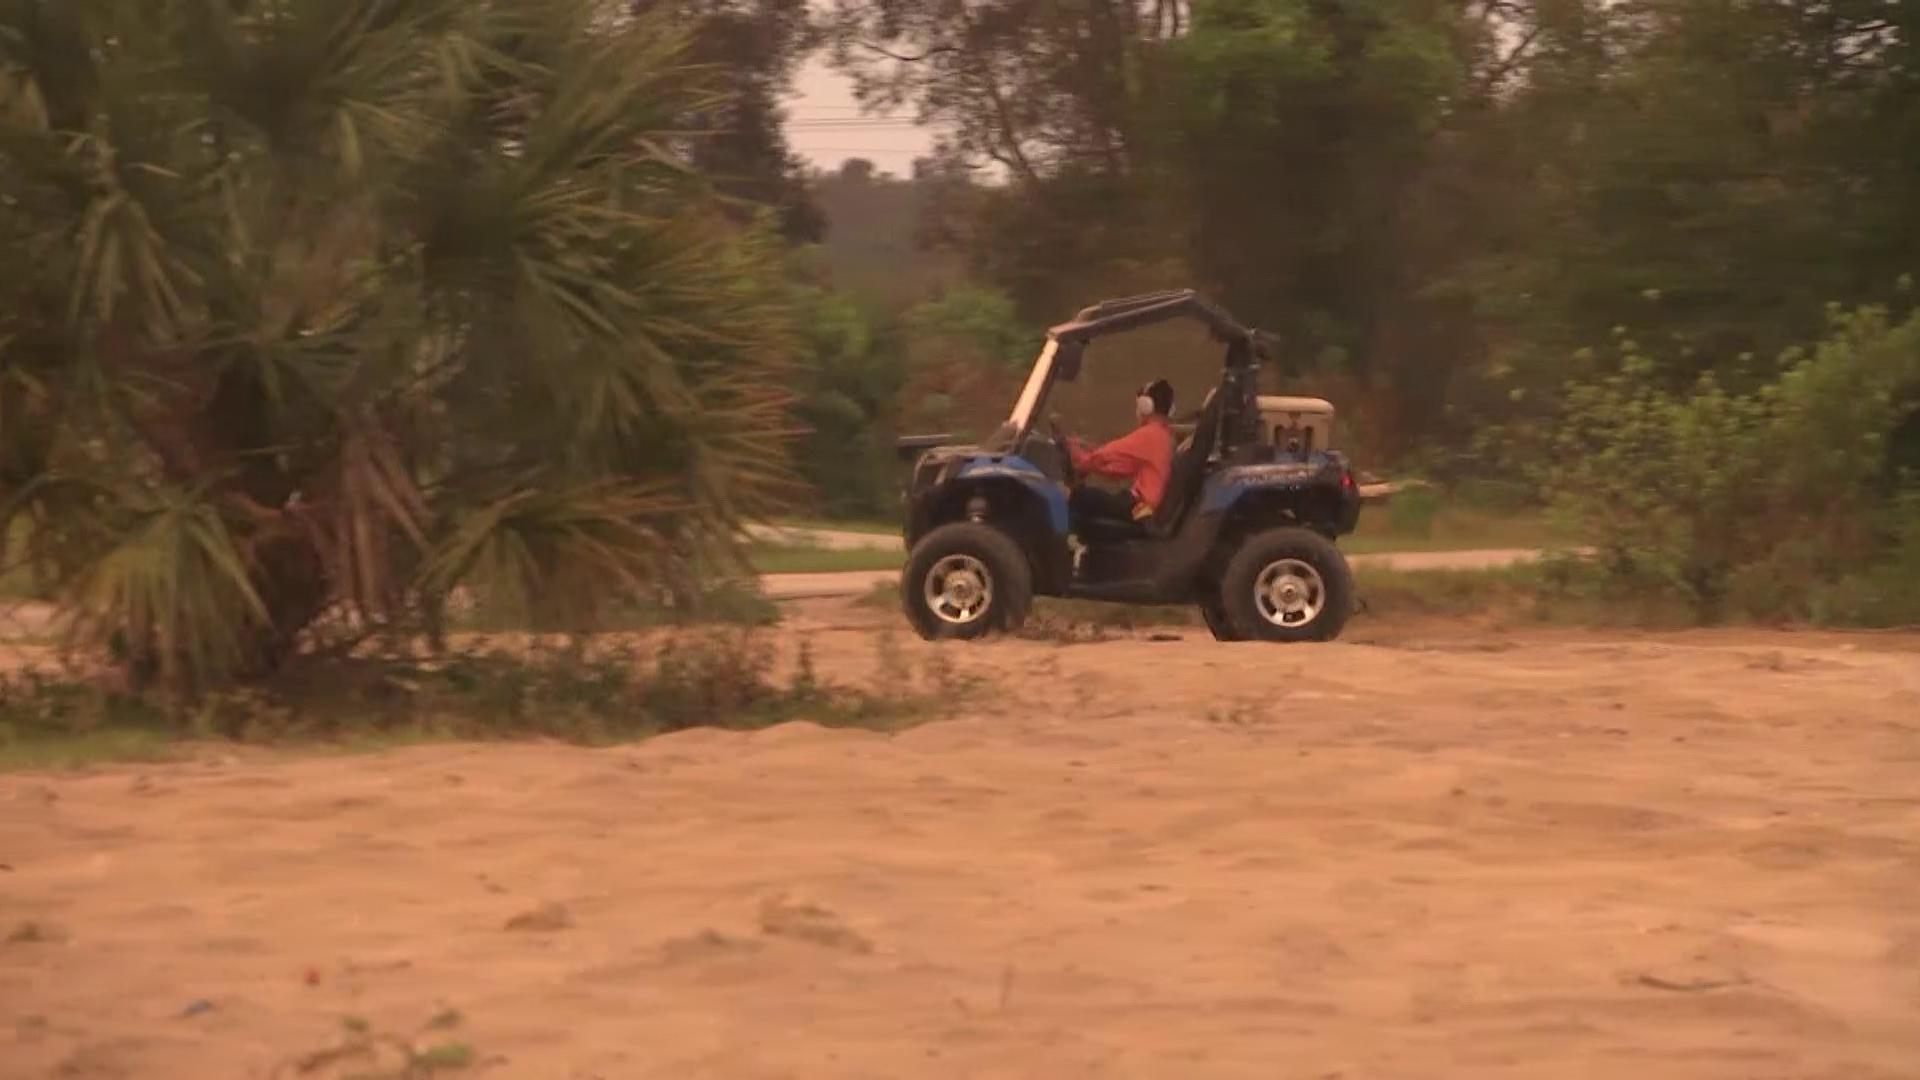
[1254,558,1325,628]
[924,554,993,626]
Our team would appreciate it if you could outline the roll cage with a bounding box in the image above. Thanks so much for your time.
[985,288,1274,454]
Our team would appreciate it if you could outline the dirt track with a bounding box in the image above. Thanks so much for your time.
[3,605,1919,1079]
[761,546,1566,600]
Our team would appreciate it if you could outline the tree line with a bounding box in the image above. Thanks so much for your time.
[1,0,1916,694]
[795,0,1920,620]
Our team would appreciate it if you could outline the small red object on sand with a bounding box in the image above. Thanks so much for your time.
[303,967,320,986]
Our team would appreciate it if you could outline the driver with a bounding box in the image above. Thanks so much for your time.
[1061,378,1176,526]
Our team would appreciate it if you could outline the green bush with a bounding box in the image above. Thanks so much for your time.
[1385,484,1442,538]
[0,628,952,767]
[789,286,906,519]
[0,2,804,691]
[1546,304,1920,624]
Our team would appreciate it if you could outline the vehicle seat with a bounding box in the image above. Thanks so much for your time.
[1144,388,1222,537]
[1073,390,1222,542]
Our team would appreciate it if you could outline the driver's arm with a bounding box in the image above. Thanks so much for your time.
[1072,427,1156,479]
[1064,435,1093,470]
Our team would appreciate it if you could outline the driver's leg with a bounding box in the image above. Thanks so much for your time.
[1070,485,1137,526]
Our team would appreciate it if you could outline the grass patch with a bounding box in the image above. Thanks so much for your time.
[0,726,183,771]
[1349,563,1559,622]
[0,672,188,770]
[284,1011,481,1078]
[1351,552,1920,631]
[1341,501,1571,555]
[770,517,897,536]
[0,626,982,772]
[747,543,903,575]
[1349,558,1730,627]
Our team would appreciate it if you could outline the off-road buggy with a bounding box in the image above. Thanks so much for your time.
[898,289,1362,642]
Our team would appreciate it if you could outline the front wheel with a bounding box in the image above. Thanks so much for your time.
[1198,595,1242,641]
[1218,527,1354,642]
[901,521,1033,640]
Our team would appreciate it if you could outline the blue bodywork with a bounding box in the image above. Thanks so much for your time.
[1198,455,1346,516]
[952,455,1071,535]
[905,439,1359,604]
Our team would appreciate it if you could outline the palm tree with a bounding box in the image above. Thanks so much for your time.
[0,0,800,690]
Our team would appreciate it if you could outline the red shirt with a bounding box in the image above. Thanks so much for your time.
[1068,417,1176,512]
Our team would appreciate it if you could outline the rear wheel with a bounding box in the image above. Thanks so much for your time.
[902,521,1033,640]
[1218,527,1353,642]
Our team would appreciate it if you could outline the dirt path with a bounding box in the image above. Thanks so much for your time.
[4,613,1917,1079]
[749,524,901,551]
[763,546,1565,600]
[0,547,1559,628]
[752,487,1397,552]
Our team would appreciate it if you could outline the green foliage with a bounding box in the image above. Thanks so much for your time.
[823,0,1920,459]
[1176,0,1462,134]
[1384,485,1441,539]
[0,0,804,689]
[900,285,1031,373]
[1547,304,1920,624]
[0,628,947,765]
[1456,0,1920,389]
[781,279,1030,519]
[893,284,1029,437]
[787,283,902,517]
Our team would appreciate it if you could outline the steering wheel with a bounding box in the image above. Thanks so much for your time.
[1047,413,1079,486]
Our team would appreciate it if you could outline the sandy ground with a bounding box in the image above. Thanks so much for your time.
[4,604,1920,1080]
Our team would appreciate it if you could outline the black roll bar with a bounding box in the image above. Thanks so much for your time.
[1044,288,1255,349]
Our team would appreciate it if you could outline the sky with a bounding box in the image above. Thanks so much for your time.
[783,55,936,176]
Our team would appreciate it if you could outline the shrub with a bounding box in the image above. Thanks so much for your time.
[0,627,973,766]
[1384,484,1443,538]
[0,1,801,692]
[1546,304,1920,623]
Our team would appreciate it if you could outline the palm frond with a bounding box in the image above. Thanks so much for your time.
[0,0,808,688]
[67,486,269,691]
[416,479,683,631]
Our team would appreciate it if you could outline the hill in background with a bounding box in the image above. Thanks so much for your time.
[803,158,962,309]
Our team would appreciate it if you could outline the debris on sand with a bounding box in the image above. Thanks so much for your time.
[503,902,574,933]
[757,893,873,954]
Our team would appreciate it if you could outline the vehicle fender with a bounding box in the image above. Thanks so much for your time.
[908,454,1073,595]
[1199,459,1358,536]
[1199,461,1333,515]
[951,455,1070,535]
